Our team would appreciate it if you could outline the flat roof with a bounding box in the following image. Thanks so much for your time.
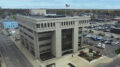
[18,14,90,19]
[17,15,91,24]
[30,15,66,19]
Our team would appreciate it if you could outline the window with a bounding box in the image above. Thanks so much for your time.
[51,23,53,27]
[38,31,51,34]
[44,23,47,27]
[64,22,66,25]
[40,49,50,53]
[39,43,51,47]
[41,23,44,28]
[36,24,40,28]
[62,22,64,26]
[53,23,55,26]
[48,23,50,27]
[66,22,68,25]
[28,35,34,40]
[27,28,33,33]
[38,37,51,41]
[23,32,34,40]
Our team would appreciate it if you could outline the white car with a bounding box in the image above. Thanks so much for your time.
[97,43,105,49]
[85,34,92,38]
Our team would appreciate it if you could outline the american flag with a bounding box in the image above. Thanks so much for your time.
[65,4,70,7]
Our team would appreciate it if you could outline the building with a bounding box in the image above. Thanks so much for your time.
[110,17,120,34]
[2,21,18,29]
[114,17,120,28]
[30,9,47,16]
[16,15,90,61]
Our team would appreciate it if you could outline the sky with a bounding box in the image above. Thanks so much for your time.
[0,0,120,9]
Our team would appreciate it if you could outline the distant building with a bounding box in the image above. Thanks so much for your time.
[114,17,120,28]
[80,13,94,17]
[30,9,47,16]
[111,17,120,34]
[2,21,18,29]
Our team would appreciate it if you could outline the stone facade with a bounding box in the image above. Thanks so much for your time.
[16,15,90,61]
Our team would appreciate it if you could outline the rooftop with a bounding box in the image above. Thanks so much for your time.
[17,14,90,20]
[30,15,66,19]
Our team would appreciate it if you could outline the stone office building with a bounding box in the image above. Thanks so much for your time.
[16,15,90,61]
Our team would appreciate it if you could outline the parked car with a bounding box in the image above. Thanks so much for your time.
[111,41,119,45]
[97,43,105,49]
[104,40,111,44]
[101,39,106,43]
[91,36,102,41]
[104,39,113,45]
[83,41,94,45]
[85,34,92,38]
[87,41,94,45]
[97,36,103,40]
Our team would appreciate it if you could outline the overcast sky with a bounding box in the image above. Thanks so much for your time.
[0,0,120,9]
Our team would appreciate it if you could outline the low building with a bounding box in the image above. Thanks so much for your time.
[2,21,18,29]
[114,17,120,28]
[30,9,47,16]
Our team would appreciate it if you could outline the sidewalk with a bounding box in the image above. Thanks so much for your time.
[0,29,7,67]
[0,53,6,67]
[10,36,45,67]
[2,29,45,67]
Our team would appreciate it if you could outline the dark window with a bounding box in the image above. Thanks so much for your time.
[66,22,68,25]
[28,35,34,40]
[40,49,50,53]
[41,23,43,28]
[27,28,33,33]
[38,37,51,41]
[38,31,51,34]
[44,23,47,27]
[53,23,55,26]
[36,24,40,28]
[70,21,72,25]
[23,32,34,40]
[48,23,50,27]
[51,23,52,27]
[39,43,51,47]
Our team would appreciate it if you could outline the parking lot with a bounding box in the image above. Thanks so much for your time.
[82,30,120,58]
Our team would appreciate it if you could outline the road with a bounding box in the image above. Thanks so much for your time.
[0,30,33,67]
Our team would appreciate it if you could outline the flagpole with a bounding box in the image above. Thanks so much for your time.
[65,7,67,16]
[64,4,66,16]
[65,4,69,16]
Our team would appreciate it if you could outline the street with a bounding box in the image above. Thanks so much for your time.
[0,30,33,67]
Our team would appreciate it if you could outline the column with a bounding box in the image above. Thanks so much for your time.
[34,32,40,59]
[72,21,79,53]
[55,29,62,57]
[52,22,62,57]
